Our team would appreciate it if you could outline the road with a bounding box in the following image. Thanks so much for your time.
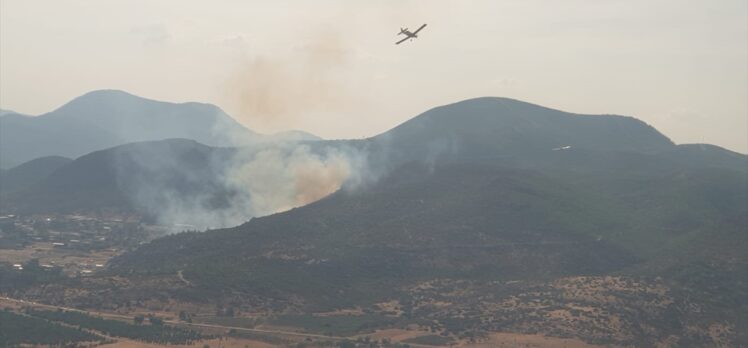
[0,296,439,347]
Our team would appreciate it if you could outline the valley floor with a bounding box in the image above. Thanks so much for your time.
[0,296,614,348]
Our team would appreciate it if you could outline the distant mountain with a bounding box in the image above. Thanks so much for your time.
[0,90,320,168]
[0,156,72,197]
[9,97,745,226]
[269,130,323,142]
[0,109,24,117]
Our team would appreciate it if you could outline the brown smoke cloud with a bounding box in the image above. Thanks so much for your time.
[229,29,353,129]
[291,151,351,205]
[226,145,363,217]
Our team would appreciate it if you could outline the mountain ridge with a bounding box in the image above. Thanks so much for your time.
[0,90,320,168]
[5,97,744,219]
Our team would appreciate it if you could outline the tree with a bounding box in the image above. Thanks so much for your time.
[179,310,191,322]
[147,314,163,326]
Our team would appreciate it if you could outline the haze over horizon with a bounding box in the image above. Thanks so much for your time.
[1,0,746,153]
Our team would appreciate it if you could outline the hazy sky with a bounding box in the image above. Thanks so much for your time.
[1,0,746,153]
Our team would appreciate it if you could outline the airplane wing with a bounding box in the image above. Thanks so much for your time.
[395,37,409,45]
[412,23,427,35]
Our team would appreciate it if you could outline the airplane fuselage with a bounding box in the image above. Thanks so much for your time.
[396,24,426,45]
[399,28,418,38]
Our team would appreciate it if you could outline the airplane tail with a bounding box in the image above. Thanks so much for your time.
[398,27,407,35]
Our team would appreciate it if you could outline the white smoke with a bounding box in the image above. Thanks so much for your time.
[113,138,372,232]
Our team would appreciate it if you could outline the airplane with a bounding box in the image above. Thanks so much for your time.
[396,23,427,45]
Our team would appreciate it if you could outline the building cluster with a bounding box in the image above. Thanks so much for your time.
[0,214,153,276]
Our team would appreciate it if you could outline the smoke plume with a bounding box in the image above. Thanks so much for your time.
[112,30,377,231]
[226,144,367,217]
[229,30,354,130]
[114,140,371,232]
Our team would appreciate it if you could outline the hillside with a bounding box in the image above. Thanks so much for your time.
[97,156,745,345]
[2,139,246,226]
[106,146,746,291]
[0,156,72,196]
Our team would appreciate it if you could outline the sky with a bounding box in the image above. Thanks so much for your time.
[1,0,746,153]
